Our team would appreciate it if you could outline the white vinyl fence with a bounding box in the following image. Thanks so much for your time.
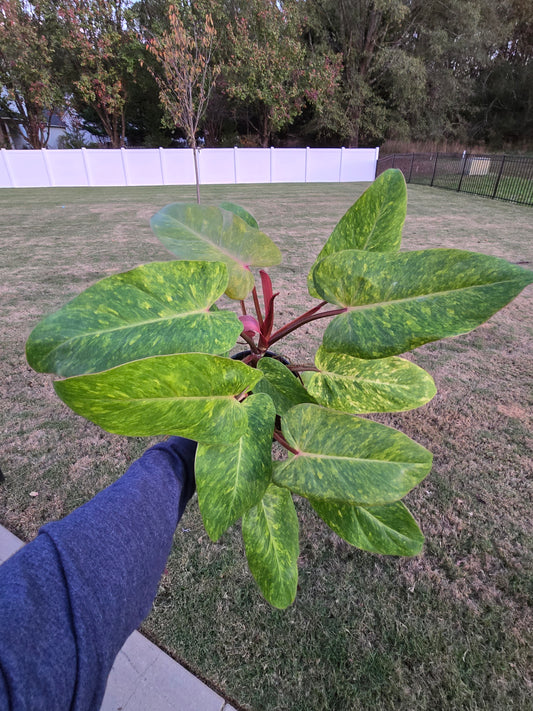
[0,146,378,188]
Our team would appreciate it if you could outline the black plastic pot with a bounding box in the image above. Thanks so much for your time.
[231,350,291,366]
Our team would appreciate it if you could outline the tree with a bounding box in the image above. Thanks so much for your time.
[57,0,140,148]
[145,0,220,201]
[398,0,501,145]
[472,0,533,147]
[0,0,63,148]
[307,0,510,148]
[221,0,341,147]
[306,0,420,147]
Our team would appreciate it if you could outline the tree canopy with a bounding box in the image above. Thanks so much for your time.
[1,0,530,150]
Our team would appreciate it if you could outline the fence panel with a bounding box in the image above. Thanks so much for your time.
[235,148,271,183]
[432,153,463,191]
[340,148,379,181]
[2,150,48,187]
[47,150,89,186]
[83,149,125,186]
[0,146,379,189]
[376,151,533,206]
[199,148,236,184]
[160,149,197,185]
[123,149,163,186]
[410,154,436,185]
[495,155,533,205]
[271,148,307,183]
[306,148,344,182]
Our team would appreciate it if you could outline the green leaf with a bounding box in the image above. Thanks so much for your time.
[196,394,275,541]
[308,169,406,297]
[252,356,316,416]
[313,249,533,359]
[26,261,243,377]
[54,354,262,443]
[310,499,424,556]
[301,346,436,413]
[218,201,259,229]
[150,203,281,299]
[242,484,299,609]
[273,404,432,505]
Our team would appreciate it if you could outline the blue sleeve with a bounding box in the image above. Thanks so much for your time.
[0,437,196,711]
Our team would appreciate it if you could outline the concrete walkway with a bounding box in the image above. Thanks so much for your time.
[0,524,238,711]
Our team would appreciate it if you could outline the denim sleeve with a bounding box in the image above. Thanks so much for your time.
[0,437,196,711]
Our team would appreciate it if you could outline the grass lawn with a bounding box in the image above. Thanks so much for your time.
[431,174,533,206]
[1,182,532,710]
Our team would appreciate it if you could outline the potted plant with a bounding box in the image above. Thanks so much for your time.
[26,170,532,608]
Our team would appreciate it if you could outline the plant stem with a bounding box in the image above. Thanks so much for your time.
[269,304,348,347]
[252,287,264,328]
[288,364,319,372]
[240,300,247,315]
[240,332,259,352]
[273,430,299,455]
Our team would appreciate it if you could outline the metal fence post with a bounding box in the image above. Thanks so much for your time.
[492,155,506,199]
[430,152,439,186]
[408,153,414,183]
[457,151,467,192]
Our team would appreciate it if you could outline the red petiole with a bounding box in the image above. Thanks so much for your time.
[273,430,299,455]
[241,272,348,353]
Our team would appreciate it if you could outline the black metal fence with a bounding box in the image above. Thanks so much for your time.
[376,152,533,207]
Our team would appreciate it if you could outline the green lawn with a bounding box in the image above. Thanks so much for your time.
[1,183,532,710]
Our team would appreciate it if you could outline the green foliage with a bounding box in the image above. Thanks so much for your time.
[242,483,299,609]
[0,0,64,148]
[220,0,341,146]
[55,0,141,148]
[313,248,532,359]
[53,353,262,442]
[302,347,436,414]
[26,260,242,376]
[26,169,533,608]
[196,394,275,541]
[272,404,433,505]
[307,169,405,296]
[150,202,282,299]
[309,499,425,556]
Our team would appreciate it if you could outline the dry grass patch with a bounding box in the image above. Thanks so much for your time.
[0,183,532,710]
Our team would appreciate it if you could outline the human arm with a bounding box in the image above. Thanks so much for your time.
[0,437,196,711]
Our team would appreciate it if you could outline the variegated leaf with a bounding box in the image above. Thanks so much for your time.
[310,499,424,556]
[308,169,406,296]
[273,404,432,505]
[26,261,242,377]
[301,346,436,413]
[242,484,299,609]
[253,356,316,416]
[54,354,262,443]
[313,249,533,359]
[196,394,275,541]
[218,201,259,229]
[150,203,281,299]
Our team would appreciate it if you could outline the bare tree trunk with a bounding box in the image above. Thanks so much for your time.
[261,111,270,147]
[120,108,126,148]
[192,144,201,204]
